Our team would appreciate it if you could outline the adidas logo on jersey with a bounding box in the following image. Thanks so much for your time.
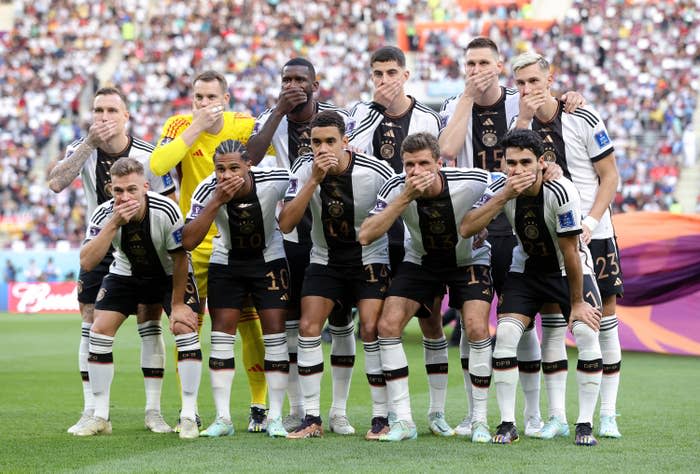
[248,364,264,373]
[280,294,288,301]
[614,278,622,286]
[193,149,204,157]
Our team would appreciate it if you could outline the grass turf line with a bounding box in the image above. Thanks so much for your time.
[0,313,697,472]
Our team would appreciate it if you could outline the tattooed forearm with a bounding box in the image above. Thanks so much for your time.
[48,141,96,193]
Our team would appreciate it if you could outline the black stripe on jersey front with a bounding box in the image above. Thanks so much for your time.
[472,86,510,172]
[514,190,560,274]
[286,102,337,168]
[543,181,569,208]
[320,162,362,266]
[416,172,458,269]
[95,137,136,205]
[532,100,571,180]
[226,175,266,261]
[121,196,167,278]
[372,100,413,173]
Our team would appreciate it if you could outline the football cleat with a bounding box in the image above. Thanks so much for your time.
[534,416,570,439]
[524,415,544,437]
[248,406,268,433]
[179,417,199,439]
[286,415,323,439]
[492,422,519,444]
[174,411,202,433]
[365,416,390,440]
[200,417,234,437]
[67,410,94,434]
[574,422,598,446]
[428,412,454,437]
[598,415,621,438]
[329,415,356,435]
[73,416,112,437]
[145,410,173,433]
[454,416,472,437]
[471,421,491,443]
[378,419,417,442]
[267,417,288,438]
[282,413,303,432]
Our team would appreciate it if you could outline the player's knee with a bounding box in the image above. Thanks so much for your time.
[572,322,601,359]
[298,317,323,337]
[359,319,377,342]
[463,315,489,341]
[80,304,95,323]
[377,314,401,339]
[494,317,525,355]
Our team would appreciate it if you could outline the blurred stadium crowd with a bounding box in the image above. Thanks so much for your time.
[0,0,697,258]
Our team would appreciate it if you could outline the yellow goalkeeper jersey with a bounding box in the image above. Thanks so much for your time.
[150,111,269,252]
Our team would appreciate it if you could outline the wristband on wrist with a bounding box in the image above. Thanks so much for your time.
[582,215,599,232]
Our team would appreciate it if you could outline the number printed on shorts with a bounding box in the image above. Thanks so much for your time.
[266,268,289,291]
[596,252,620,280]
[466,265,491,286]
[364,263,388,283]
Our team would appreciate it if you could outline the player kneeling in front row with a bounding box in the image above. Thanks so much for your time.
[75,157,202,439]
[183,140,291,438]
[460,129,603,446]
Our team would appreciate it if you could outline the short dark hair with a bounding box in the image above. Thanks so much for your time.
[500,129,545,159]
[310,110,346,137]
[370,46,406,68]
[214,139,249,162]
[465,37,500,56]
[95,87,128,108]
[110,157,144,178]
[192,70,228,93]
[401,132,440,161]
[283,57,316,80]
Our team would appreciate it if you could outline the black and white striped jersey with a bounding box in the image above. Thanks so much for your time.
[440,87,519,236]
[525,100,616,239]
[286,152,394,266]
[480,176,593,276]
[85,191,184,277]
[370,168,491,269]
[62,136,176,225]
[348,97,442,174]
[188,168,290,264]
[252,101,349,245]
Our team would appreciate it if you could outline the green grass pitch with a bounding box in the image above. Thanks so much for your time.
[0,313,697,472]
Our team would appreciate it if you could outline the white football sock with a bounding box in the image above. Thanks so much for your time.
[88,331,114,421]
[329,323,355,418]
[138,320,165,413]
[572,321,602,425]
[541,313,568,421]
[175,332,202,420]
[423,336,448,414]
[297,336,323,417]
[263,333,289,420]
[380,337,413,423]
[492,317,524,423]
[599,315,621,417]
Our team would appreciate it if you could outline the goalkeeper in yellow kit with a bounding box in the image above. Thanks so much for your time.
[150,70,271,432]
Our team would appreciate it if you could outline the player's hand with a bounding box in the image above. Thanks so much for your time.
[561,91,585,113]
[213,175,244,204]
[112,199,140,226]
[311,151,338,183]
[473,228,489,249]
[503,172,536,198]
[169,303,198,334]
[373,80,403,108]
[277,86,308,115]
[86,120,119,148]
[570,301,602,331]
[542,161,563,181]
[191,102,224,133]
[581,225,593,245]
[404,170,436,200]
[464,69,498,100]
[519,91,547,122]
